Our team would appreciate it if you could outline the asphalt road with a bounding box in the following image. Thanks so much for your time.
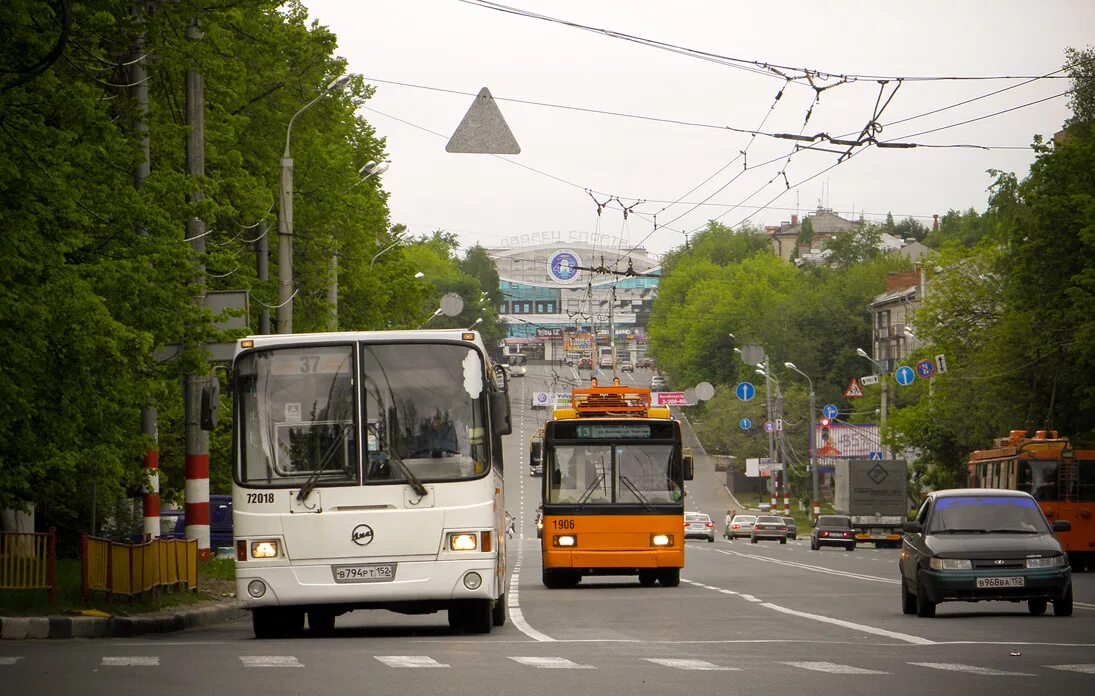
[4,363,1093,694]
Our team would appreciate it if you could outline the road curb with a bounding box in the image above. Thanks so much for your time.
[0,602,244,640]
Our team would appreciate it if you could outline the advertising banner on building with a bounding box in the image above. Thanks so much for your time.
[564,333,593,352]
[652,391,691,406]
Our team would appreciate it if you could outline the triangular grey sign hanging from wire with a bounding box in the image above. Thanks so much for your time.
[446,87,521,154]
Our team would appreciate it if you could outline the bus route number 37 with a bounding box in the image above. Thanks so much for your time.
[552,519,575,530]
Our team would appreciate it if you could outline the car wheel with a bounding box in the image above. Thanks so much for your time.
[915,573,936,618]
[638,569,658,587]
[1028,598,1047,615]
[658,568,681,587]
[846,543,856,552]
[779,537,786,545]
[707,536,715,543]
[810,539,818,551]
[1053,583,1073,617]
[901,578,917,615]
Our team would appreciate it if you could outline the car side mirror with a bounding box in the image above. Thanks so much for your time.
[902,520,922,533]
[1052,519,1071,533]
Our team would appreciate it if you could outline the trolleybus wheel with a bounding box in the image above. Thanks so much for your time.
[658,568,680,587]
[638,570,657,587]
[542,568,566,589]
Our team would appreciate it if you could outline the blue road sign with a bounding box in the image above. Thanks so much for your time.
[764,421,775,433]
[915,358,935,380]
[894,365,915,386]
[739,418,752,431]
[735,381,756,401]
[821,404,838,420]
[869,451,884,460]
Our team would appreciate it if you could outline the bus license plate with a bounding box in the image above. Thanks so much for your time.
[332,563,396,583]
[976,576,1024,589]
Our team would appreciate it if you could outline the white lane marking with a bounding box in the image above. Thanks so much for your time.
[645,658,740,671]
[510,656,594,669]
[783,661,888,674]
[0,657,23,665]
[1047,664,1095,674]
[239,656,303,668]
[909,662,1034,676]
[508,541,554,643]
[762,602,934,645]
[101,657,159,667]
[716,548,899,584]
[1074,601,1095,611]
[375,656,449,668]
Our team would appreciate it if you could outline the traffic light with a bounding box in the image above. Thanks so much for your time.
[819,418,831,443]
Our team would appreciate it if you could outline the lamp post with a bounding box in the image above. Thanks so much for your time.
[785,361,819,520]
[327,161,390,331]
[370,228,405,269]
[277,75,350,334]
[467,317,484,331]
[756,364,786,514]
[856,347,888,456]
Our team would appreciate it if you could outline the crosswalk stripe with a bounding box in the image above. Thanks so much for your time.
[644,658,741,671]
[0,657,23,666]
[375,656,449,668]
[909,662,1034,676]
[102,657,159,667]
[239,656,303,668]
[509,656,594,669]
[783,661,888,674]
[1046,664,1095,674]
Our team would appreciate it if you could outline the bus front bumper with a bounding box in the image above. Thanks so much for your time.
[543,548,683,571]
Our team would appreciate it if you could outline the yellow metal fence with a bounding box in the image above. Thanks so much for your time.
[0,528,56,604]
[82,534,197,602]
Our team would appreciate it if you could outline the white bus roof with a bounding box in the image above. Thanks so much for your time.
[234,330,489,356]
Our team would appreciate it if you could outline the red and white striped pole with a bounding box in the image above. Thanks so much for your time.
[783,492,791,517]
[185,375,211,560]
[141,408,159,539]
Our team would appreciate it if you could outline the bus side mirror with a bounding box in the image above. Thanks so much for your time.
[490,391,512,436]
[1052,520,1071,533]
[200,380,220,431]
[683,453,694,481]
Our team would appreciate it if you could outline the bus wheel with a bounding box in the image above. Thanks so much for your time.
[492,590,507,627]
[447,603,466,630]
[658,568,681,587]
[638,570,657,587]
[464,599,493,634]
[308,610,335,636]
[252,607,303,639]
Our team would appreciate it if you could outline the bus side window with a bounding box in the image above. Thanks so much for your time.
[1017,461,1034,494]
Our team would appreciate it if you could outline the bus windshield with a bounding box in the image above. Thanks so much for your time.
[545,443,680,504]
[236,342,490,487]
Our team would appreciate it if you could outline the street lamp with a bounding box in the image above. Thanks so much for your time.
[278,75,351,334]
[785,361,819,521]
[327,160,392,330]
[370,228,406,269]
[742,343,782,514]
[467,317,484,331]
[855,347,888,456]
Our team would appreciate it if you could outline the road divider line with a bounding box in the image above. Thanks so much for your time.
[508,544,554,642]
[715,548,899,584]
[762,603,935,645]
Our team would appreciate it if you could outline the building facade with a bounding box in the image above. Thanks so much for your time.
[867,267,928,371]
[487,241,661,362]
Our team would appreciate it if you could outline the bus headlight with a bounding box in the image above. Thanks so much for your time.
[250,540,279,559]
[929,557,971,570]
[651,534,673,547]
[1026,555,1067,568]
[449,533,478,551]
[554,535,577,547]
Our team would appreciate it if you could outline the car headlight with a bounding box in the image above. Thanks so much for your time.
[250,540,279,559]
[448,532,478,551]
[929,557,972,570]
[1026,555,1067,569]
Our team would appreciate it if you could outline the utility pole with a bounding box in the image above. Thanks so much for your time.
[763,352,776,511]
[184,20,211,558]
[808,385,819,520]
[255,220,270,334]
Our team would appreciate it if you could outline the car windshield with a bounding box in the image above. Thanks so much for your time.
[686,514,709,523]
[817,516,850,527]
[782,517,795,525]
[733,516,756,524]
[927,495,1050,534]
[756,516,783,524]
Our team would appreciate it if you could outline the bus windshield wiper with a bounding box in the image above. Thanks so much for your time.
[619,475,648,504]
[387,451,429,498]
[297,424,350,503]
[578,473,606,504]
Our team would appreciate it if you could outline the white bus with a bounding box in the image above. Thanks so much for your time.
[228,330,512,637]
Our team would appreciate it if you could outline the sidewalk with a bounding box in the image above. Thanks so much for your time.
[0,599,244,640]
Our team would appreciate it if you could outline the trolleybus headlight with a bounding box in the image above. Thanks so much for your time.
[463,572,483,590]
[449,533,478,551]
[250,540,279,559]
[247,580,267,598]
[650,534,673,547]
[1026,555,1067,568]
[554,535,576,547]
[929,557,972,570]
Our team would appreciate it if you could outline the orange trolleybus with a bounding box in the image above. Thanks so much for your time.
[539,383,693,588]
[968,429,1095,569]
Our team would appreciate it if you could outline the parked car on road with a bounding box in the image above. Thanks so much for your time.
[811,514,856,551]
[751,515,788,544]
[728,514,757,539]
[782,516,798,540]
[650,375,668,390]
[636,357,655,369]
[898,488,1072,618]
[620,359,633,372]
[684,512,716,542]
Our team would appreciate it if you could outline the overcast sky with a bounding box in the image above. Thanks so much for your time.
[303,0,1092,256]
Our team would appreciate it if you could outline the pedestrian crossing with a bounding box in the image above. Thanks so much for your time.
[2,654,1092,675]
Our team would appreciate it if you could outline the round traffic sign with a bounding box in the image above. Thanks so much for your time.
[695,381,715,401]
[894,365,916,386]
[915,358,935,379]
[735,381,756,401]
[739,418,752,431]
[822,404,838,420]
[764,421,775,433]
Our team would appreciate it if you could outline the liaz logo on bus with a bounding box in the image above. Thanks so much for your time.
[351,524,375,546]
